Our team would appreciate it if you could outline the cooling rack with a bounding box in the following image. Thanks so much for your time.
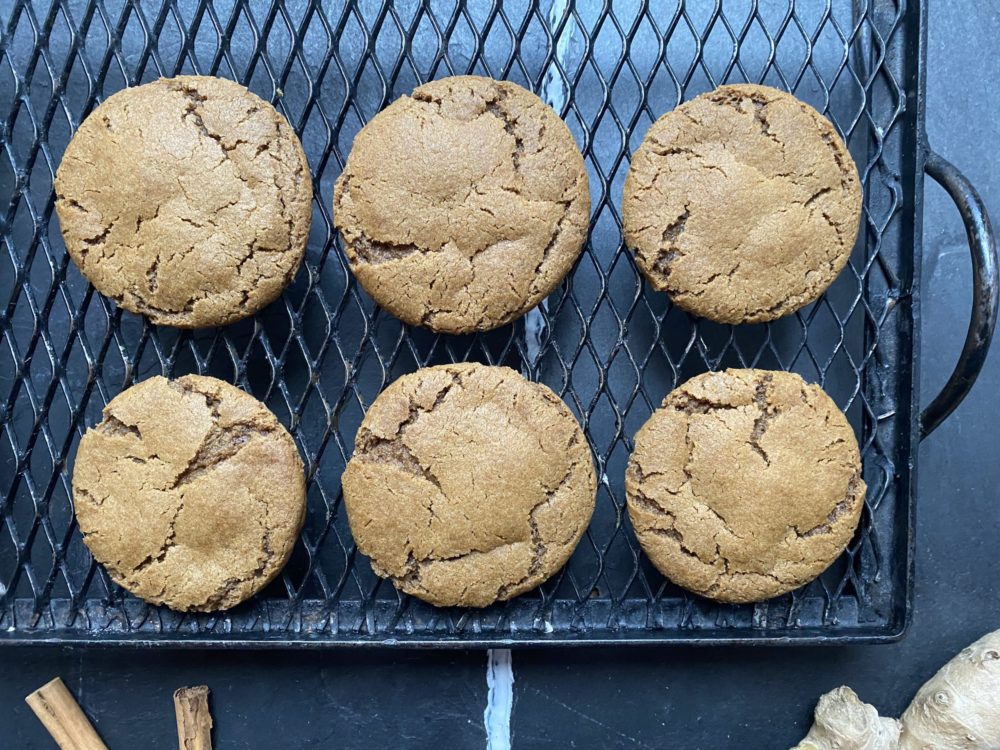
[1,0,996,646]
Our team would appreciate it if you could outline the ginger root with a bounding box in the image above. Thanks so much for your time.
[793,629,1000,750]
[794,687,900,750]
[898,629,1000,749]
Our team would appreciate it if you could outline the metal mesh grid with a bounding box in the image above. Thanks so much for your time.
[0,0,919,644]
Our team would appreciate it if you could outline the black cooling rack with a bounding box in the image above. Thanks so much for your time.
[1,0,996,646]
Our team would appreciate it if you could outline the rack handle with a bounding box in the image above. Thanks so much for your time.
[920,151,999,439]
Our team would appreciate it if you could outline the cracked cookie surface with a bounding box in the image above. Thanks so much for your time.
[333,75,590,334]
[72,375,306,612]
[342,363,596,607]
[55,76,312,328]
[622,84,862,324]
[625,369,865,603]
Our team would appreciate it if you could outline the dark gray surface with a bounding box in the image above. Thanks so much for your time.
[3,649,489,748]
[1,1,998,748]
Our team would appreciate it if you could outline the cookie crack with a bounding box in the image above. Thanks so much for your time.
[174,82,237,158]
[649,144,698,157]
[643,525,700,560]
[340,174,434,266]
[748,373,775,466]
[353,374,461,493]
[801,185,850,252]
[164,381,277,490]
[173,422,262,487]
[483,88,524,172]
[704,87,784,150]
[750,97,785,151]
[671,390,745,415]
[72,486,108,508]
[58,197,116,262]
[794,472,862,538]
[630,487,672,514]
[413,85,527,175]
[124,292,201,320]
[76,216,112,249]
[651,203,690,281]
[674,374,776,467]
[631,426,724,570]
[494,444,580,601]
[702,569,785,598]
[199,525,274,611]
[145,255,160,294]
[821,130,855,194]
[236,233,298,279]
[741,296,794,321]
[266,141,305,262]
[355,429,443,496]
[527,196,576,296]
[636,504,721,568]
[129,498,183,576]
[803,186,834,208]
[633,374,779,570]
[351,232,424,264]
[100,414,142,439]
[624,460,684,496]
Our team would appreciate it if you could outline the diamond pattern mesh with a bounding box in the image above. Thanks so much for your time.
[0,0,918,644]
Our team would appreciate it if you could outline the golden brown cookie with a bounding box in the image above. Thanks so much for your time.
[72,375,307,612]
[625,369,865,603]
[623,84,862,324]
[342,363,596,607]
[55,76,312,328]
[333,75,589,334]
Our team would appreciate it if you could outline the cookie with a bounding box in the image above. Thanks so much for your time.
[622,84,862,324]
[333,75,590,333]
[625,369,865,603]
[342,363,596,607]
[55,76,312,328]
[72,375,307,612]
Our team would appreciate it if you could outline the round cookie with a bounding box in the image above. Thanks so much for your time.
[342,363,596,607]
[622,84,862,324]
[625,369,865,603]
[55,76,312,328]
[72,375,307,612]
[333,75,590,334]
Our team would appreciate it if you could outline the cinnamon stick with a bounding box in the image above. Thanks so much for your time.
[25,677,109,750]
[174,686,213,750]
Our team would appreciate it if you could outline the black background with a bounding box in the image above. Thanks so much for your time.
[2,2,999,748]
